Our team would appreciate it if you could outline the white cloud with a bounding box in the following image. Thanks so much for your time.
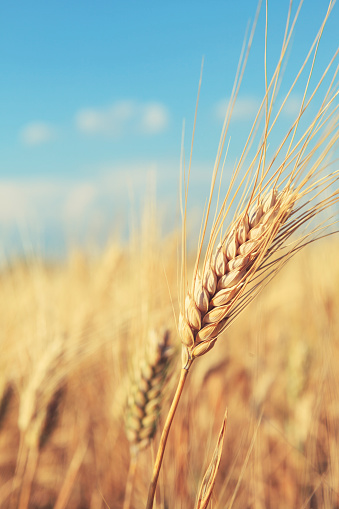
[62,182,97,222]
[138,103,169,134]
[0,180,60,224]
[215,96,261,122]
[75,100,169,137]
[0,161,177,230]
[0,159,228,257]
[20,122,56,146]
[281,94,303,118]
[215,94,306,124]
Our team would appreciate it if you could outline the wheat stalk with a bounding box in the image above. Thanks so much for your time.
[146,0,339,506]
[195,409,228,509]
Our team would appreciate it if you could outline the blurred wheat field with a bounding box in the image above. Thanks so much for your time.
[0,232,338,508]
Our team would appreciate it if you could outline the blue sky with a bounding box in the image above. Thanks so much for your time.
[0,1,338,256]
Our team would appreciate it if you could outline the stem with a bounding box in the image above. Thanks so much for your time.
[54,440,88,509]
[9,436,27,509]
[146,368,189,509]
[123,454,138,509]
[18,446,39,509]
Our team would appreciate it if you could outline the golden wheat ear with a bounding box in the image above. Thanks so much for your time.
[123,329,175,509]
[11,338,69,509]
[125,329,175,454]
[180,187,298,364]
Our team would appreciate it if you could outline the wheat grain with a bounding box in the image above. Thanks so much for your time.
[180,187,296,364]
[125,329,175,454]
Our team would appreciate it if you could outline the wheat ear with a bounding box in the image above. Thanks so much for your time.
[10,338,67,509]
[124,329,174,509]
[125,329,174,453]
[180,187,296,365]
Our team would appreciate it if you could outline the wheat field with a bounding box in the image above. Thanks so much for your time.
[1,1,339,507]
[0,232,338,508]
